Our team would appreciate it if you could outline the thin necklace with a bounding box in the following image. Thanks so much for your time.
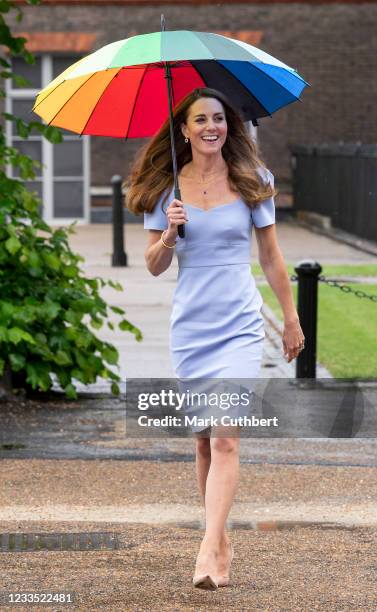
[180,167,228,195]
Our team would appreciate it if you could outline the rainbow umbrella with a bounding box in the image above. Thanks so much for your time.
[32,16,310,237]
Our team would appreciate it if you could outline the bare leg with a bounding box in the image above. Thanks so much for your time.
[194,426,239,579]
[195,433,211,504]
[195,432,230,545]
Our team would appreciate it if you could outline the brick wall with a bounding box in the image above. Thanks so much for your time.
[6,3,377,200]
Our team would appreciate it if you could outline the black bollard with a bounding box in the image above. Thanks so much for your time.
[294,260,322,378]
[111,175,128,267]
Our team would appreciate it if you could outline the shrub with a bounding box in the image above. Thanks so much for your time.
[0,0,142,398]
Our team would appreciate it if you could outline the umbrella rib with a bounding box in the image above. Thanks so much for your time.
[39,72,103,132]
[77,69,123,136]
[34,73,99,123]
[124,64,148,141]
[220,61,274,117]
[193,59,273,119]
[245,60,308,101]
[32,81,66,112]
[32,68,130,115]
[216,59,306,114]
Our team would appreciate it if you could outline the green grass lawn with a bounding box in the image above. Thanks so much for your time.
[251,263,377,278]
[258,281,377,378]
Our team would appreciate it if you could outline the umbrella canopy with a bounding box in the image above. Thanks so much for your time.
[32,30,310,138]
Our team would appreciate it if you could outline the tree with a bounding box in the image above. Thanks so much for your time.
[0,0,142,398]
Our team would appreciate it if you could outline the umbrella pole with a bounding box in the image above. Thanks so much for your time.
[161,15,185,239]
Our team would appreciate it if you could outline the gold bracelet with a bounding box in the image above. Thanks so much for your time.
[161,230,176,249]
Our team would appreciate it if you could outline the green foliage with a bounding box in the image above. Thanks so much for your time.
[0,1,142,398]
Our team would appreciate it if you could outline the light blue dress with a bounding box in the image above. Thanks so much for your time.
[144,166,276,430]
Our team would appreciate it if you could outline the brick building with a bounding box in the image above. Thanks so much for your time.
[3,0,377,223]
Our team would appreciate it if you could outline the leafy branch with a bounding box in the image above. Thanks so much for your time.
[0,0,142,398]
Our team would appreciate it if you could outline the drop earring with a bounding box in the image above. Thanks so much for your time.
[184,137,189,143]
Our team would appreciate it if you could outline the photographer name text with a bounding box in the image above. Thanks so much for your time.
[138,415,279,428]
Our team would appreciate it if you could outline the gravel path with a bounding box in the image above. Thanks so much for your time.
[1,521,377,611]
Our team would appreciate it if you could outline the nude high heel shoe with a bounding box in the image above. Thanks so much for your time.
[192,549,219,590]
[216,542,234,587]
[192,574,219,590]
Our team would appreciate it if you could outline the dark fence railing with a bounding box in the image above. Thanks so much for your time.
[291,264,377,378]
[290,143,377,243]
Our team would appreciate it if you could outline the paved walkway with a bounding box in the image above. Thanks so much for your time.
[66,218,374,390]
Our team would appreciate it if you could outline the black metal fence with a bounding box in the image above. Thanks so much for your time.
[290,143,377,243]
[291,262,377,378]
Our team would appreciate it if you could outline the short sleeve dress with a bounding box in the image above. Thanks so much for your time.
[144,166,275,429]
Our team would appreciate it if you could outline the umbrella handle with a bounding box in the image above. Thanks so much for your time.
[174,186,185,239]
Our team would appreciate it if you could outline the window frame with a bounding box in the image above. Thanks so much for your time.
[5,53,90,225]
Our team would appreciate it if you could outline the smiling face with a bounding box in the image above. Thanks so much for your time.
[181,97,228,156]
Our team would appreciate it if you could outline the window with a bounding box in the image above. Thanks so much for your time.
[5,54,90,223]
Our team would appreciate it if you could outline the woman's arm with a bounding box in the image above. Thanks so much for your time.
[254,225,305,362]
[144,229,177,276]
[144,198,188,276]
[254,225,298,323]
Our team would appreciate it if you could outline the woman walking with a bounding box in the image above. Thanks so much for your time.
[126,87,305,590]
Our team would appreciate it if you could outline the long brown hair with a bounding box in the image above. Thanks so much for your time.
[125,87,278,215]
